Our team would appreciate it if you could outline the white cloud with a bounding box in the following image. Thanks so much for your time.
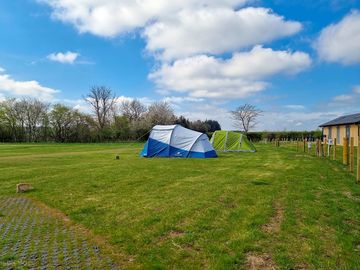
[150,46,311,99]
[333,94,353,102]
[39,0,315,119]
[316,10,360,65]
[47,51,79,64]
[144,7,302,60]
[284,104,305,110]
[40,1,302,61]
[0,67,5,73]
[353,85,360,94]
[257,111,341,131]
[163,96,204,104]
[39,1,308,102]
[39,0,248,37]
[0,71,59,101]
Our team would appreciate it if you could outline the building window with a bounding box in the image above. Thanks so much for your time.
[346,126,350,138]
[328,127,332,139]
[337,126,340,142]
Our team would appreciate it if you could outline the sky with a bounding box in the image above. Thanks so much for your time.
[0,0,359,131]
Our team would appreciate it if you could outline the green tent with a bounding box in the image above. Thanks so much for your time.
[210,131,256,152]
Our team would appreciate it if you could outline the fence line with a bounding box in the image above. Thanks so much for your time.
[273,137,359,183]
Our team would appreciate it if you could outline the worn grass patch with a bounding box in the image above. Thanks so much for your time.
[245,252,276,270]
[262,201,284,233]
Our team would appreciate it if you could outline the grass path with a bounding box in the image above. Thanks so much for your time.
[0,143,359,269]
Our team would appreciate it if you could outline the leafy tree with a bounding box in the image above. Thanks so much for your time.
[120,99,147,121]
[113,116,131,140]
[49,104,74,142]
[23,98,49,142]
[145,101,176,127]
[175,116,191,129]
[190,120,210,133]
[0,99,18,141]
[205,119,221,132]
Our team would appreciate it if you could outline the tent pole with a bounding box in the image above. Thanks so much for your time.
[238,133,243,151]
[211,131,215,146]
[224,131,228,152]
[187,134,204,157]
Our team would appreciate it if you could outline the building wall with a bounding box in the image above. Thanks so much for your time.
[323,124,359,146]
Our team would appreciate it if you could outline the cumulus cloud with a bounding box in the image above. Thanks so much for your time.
[316,10,360,65]
[0,67,5,73]
[39,0,248,37]
[47,51,79,64]
[0,71,59,101]
[150,46,311,99]
[40,1,301,61]
[144,7,302,60]
[39,0,310,103]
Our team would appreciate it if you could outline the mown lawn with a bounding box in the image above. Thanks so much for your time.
[0,143,359,269]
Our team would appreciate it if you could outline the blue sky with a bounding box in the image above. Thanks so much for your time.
[0,0,359,130]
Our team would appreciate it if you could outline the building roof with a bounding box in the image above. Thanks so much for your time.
[319,113,360,127]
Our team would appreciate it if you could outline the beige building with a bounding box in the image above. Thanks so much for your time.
[319,113,360,146]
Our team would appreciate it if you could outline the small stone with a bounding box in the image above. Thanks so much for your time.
[16,183,34,193]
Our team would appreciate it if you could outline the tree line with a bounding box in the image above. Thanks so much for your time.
[0,86,221,143]
[247,130,323,142]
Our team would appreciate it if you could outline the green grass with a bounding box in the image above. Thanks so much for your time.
[0,143,359,269]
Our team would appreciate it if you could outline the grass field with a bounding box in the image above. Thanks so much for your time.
[0,143,359,269]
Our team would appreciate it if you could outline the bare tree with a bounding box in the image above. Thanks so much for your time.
[230,104,262,134]
[145,101,176,127]
[120,99,147,121]
[85,86,117,131]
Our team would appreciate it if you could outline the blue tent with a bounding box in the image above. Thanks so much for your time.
[141,125,217,158]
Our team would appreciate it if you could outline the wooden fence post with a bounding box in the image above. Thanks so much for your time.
[357,136,360,183]
[350,137,354,172]
[343,137,349,165]
[303,140,306,153]
[333,138,337,160]
[316,139,320,157]
[324,139,328,157]
[320,140,324,157]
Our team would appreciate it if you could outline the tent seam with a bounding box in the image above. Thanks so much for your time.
[187,134,204,157]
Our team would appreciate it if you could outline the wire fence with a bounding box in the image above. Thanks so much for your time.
[271,138,360,183]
